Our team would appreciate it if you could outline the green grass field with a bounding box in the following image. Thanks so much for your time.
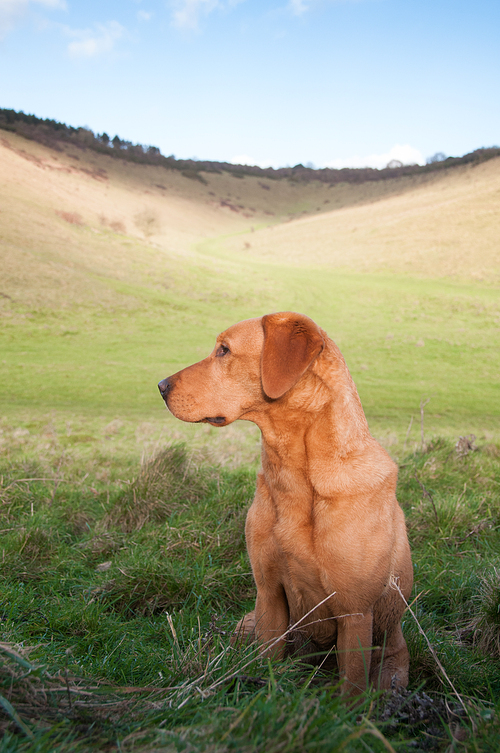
[2,260,499,440]
[1,131,500,751]
[2,436,500,751]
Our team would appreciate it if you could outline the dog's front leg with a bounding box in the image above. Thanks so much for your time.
[253,585,290,658]
[243,482,289,656]
[336,611,373,695]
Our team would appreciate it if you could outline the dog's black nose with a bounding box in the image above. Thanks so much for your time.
[158,378,172,397]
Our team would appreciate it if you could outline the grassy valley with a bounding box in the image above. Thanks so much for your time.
[1,122,500,751]
[1,127,499,440]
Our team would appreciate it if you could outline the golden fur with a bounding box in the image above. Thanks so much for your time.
[158,312,413,695]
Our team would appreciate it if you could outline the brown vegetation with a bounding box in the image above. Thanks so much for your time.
[56,210,83,225]
[2,107,499,187]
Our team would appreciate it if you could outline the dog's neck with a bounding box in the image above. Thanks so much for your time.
[244,338,372,471]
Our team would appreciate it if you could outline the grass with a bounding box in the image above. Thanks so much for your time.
[1,263,499,440]
[1,437,500,751]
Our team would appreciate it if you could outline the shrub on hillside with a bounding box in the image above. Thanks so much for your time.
[2,107,500,186]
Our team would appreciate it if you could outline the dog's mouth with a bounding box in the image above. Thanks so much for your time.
[202,416,227,427]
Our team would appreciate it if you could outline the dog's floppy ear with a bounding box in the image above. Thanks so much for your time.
[261,313,325,399]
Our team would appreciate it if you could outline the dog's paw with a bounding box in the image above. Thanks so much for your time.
[231,611,256,645]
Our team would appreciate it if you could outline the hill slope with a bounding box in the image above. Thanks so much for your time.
[1,129,499,440]
[0,128,380,308]
[221,156,500,281]
[2,128,499,313]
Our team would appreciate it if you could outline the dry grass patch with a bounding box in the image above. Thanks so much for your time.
[134,208,161,238]
[55,210,84,225]
[102,445,215,533]
[99,214,126,233]
[461,569,500,659]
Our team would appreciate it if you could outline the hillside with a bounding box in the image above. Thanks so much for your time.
[221,156,500,281]
[1,127,389,309]
[2,126,499,313]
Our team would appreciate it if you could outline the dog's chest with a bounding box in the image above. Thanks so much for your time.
[269,492,335,603]
[257,456,350,619]
[263,467,328,573]
[273,529,338,644]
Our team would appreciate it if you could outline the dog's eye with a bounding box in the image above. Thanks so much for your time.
[216,344,230,357]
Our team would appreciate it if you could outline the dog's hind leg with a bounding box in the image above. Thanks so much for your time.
[370,584,410,690]
[369,623,409,690]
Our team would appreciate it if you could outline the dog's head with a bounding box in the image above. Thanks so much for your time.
[158,312,325,427]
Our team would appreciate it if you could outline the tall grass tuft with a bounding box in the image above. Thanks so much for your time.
[461,569,500,658]
[103,444,213,532]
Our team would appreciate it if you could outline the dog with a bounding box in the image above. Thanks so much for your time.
[158,312,413,695]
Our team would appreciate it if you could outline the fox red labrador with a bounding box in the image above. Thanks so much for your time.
[158,312,413,695]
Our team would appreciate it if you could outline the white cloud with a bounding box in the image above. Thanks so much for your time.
[232,154,255,165]
[171,0,244,30]
[231,146,424,171]
[289,0,309,15]
[65,20,124,59]
[231,154,279,169]
[288,0,362,16]
[326,144,425,170]
[0,0,65,39]
[171,0,219,30]
[137,9,153,21]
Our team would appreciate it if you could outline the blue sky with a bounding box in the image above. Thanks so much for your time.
[1,0,499,168]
